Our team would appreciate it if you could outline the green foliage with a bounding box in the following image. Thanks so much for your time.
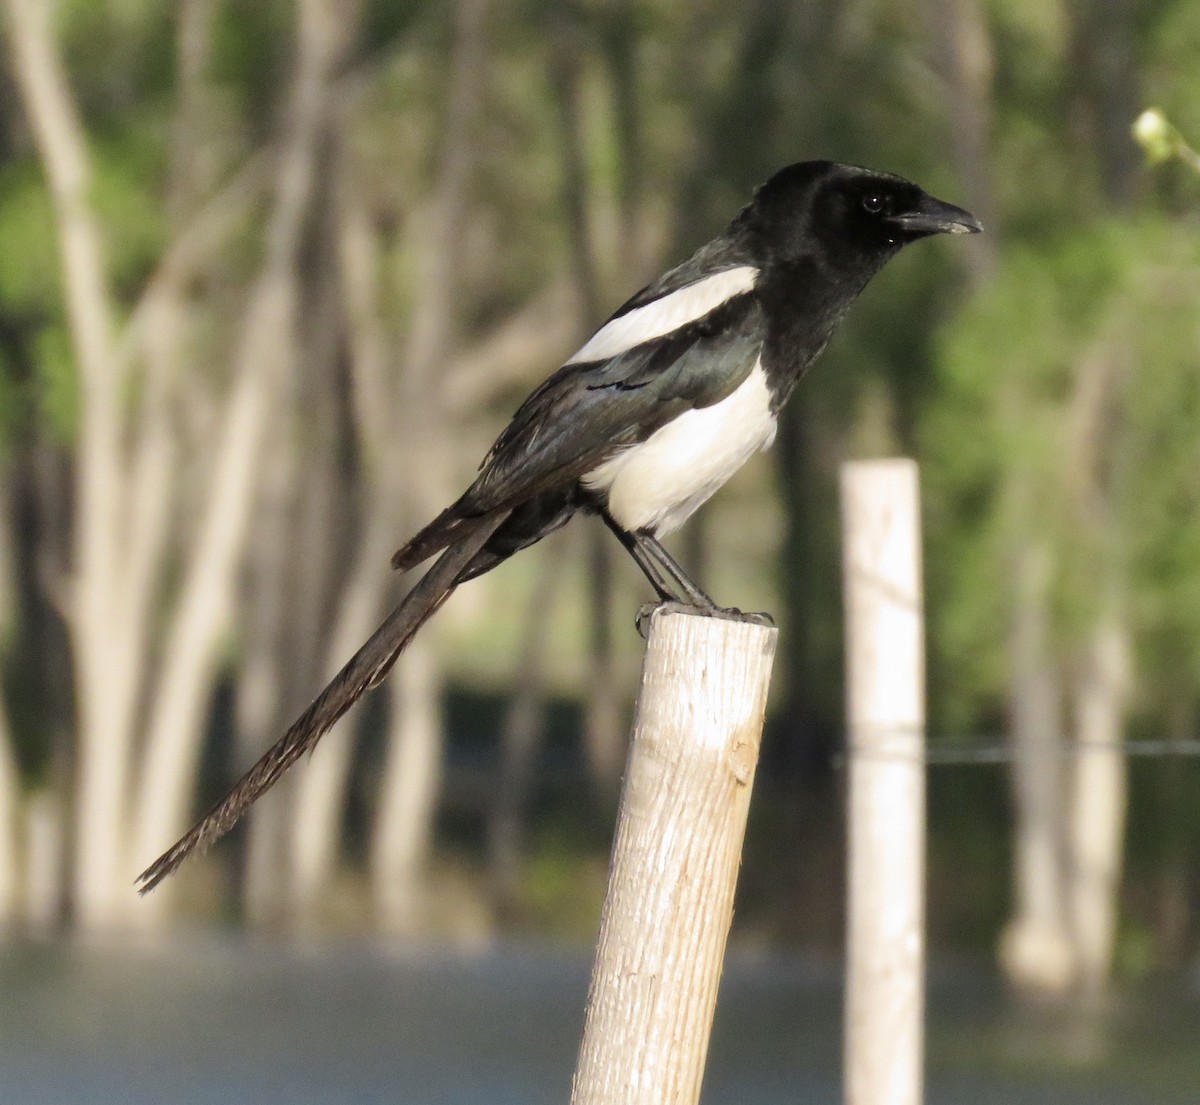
[0,170,76,451]
[1119,225,1200,693]
[209,0,292,125]
[0,169,60,313]
[58,0,176,121]
[1146,5,1200,149]
[924,213,1200,726]
[0,108,164,452]
[91,135,169,300]
[33,325,79,444]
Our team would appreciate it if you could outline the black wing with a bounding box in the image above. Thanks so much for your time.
[466,292,764,510]
[392,293,765,571]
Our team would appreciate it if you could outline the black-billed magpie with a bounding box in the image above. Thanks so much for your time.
[138,160,980,891]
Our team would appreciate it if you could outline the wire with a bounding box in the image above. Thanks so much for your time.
[835,737,1200,767]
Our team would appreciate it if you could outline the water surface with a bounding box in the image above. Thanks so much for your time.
[0,935,1196,1104]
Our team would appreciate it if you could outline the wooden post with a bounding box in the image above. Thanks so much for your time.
[571,607,778,1105]
[840,460,926,1105]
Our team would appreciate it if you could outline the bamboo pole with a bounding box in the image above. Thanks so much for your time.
[840,459,926,1105]
[570,606,778,1105]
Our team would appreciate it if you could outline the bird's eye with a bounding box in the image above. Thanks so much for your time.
[862,193,885,214]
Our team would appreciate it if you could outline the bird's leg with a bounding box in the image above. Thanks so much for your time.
[599,516,698,635]
[630,533,730,638]
[635,535,774,628]
[601,519,676,601]
[631,532,718,608]
[600,514,774,636]
[638,532,776,633]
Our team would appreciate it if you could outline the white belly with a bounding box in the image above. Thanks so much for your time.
[582,362,777,535]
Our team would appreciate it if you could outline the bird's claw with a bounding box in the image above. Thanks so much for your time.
[710,607,777,623]
[636,600,695,638]
[635,601,776,638]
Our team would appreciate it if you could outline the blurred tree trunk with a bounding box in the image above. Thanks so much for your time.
[170,0,221,217]
[758,0,845,782]
[1067,610,1129,993]
[372,643,443,932]
[1068,0,1141,207]
[1000,539,1075,994]
[6,0,137,929]
[487,553,562,915]
[1055,4,1138,990]
[1060,329,1131,994]
[7,0,349,929]
[583,529,625,789]
[233,408,297,924]
[1153,702,1195,966]
[366,0,492,929]
[0,710,16,923]
[132,0,354,924]
[552,7,625,794]
[282,136,366,923]
[7,433,72,926]
[1000,462,1132,1003]
[288,495,397,921]
[0,482,21,920]
[22,790,64,928]
[923,0,998,281]
[163,0,301,925]
[439,285,580,416]
[284,174,408,921]
[927,0,1081,995]
[286,141,402,928]
[1002,328,1132,998]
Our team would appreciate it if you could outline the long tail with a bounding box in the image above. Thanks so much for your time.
[136,511,509,894]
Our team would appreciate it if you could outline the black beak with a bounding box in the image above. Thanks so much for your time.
[889,194,983,236]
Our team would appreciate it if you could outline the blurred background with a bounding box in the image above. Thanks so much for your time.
[2,0,1200,1101]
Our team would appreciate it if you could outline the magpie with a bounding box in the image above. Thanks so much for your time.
[138,160,980,891]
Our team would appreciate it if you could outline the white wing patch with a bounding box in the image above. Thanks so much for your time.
[583,361,777,536]
[566,266,759,365]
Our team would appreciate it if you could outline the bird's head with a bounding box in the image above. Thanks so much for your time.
[737,160,982,277]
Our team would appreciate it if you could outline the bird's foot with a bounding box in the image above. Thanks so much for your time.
[635,601,776,638]
[720,607,776,628]
[636,600,696,637]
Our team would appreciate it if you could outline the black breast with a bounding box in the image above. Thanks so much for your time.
[756,257,875,413]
